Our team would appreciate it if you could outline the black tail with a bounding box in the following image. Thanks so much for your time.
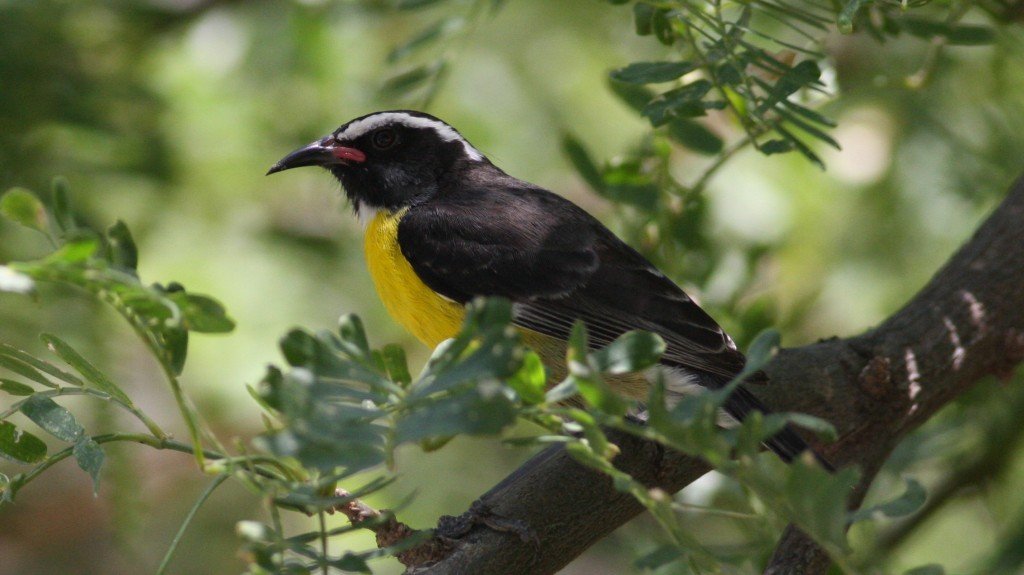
[723,385,835,472]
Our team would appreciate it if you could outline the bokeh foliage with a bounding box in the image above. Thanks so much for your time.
[2,0,1024,574]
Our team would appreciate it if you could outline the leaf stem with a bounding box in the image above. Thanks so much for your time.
[156,474,229,575]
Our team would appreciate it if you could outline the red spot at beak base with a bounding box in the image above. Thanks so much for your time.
[333,146,366,163]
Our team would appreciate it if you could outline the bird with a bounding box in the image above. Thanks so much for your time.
[267,109,827,466]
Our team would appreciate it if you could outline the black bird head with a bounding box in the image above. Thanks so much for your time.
[267,110,487,216]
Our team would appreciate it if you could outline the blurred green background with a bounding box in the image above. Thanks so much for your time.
[1,0,1023,573]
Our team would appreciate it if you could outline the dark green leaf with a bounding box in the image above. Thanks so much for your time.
[667,119,723,155]
[162,327,189,376]
[105,220,138,272]
[0,421,47,464]
[643,80,715,126]
[610,61,695,85]
[633,3,655,36]
[850,477,927,523]
[74,437,104,495]
[634,544,684,570]
[20,395,84,443]
[0,380,35,396]
[608,80,655,114]
[761,139,794,155]
[51,177,75,234]
[562,135,606,193]
[946,25,995,45]
[338,314,372,362]
[591,330,665,374]
[40,334,133,405]
[652,8,676,45]
[0,188,48,232]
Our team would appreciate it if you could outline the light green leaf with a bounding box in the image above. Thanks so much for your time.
[507,350,546,405]
[20,395,84,443]
[380,344,412,387]
[0,188,48,232]
[0,421,47,464]
[41,334,133,405]
[73,437,105,495]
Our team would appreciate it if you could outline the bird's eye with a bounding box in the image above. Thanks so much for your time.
[371,128,397,150]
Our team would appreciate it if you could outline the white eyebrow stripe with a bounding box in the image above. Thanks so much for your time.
[336,112,484,161]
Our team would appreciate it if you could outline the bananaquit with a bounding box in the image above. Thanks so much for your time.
[268,110,823,464]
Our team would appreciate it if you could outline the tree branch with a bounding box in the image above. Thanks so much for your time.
[403,173,1024,575]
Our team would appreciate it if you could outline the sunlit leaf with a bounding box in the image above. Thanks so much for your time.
[506,350,546,405]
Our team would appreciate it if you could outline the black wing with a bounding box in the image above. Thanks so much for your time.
[399,171,825,466]
[398,172,745,380]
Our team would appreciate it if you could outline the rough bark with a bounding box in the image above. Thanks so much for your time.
[405,173,1024,575]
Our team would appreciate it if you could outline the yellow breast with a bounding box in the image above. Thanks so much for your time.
[364,209,466,348]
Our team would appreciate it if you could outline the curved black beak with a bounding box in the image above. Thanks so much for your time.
[266,141,336,175]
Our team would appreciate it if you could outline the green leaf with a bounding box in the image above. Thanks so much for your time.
[562,135,606,193]
[396,384,518,443]
[387,18,463,63]
[169,293,235,333]
[784,412,838,442]
[0,266,35,294]
[40,334,133,405]
[380,63,441,97]
[338,314,373,362]
[380,344,412,387]
[633,3,656,36]
[761,139,794,155]
[105,220,138,272]
[0,380,35,396]
[946,25,995,45]
[591,330,665,375]
[849,477,927,523]
[0,355,57,388]
[73,437,104,495]
[610,61,695,85]
[51,177,75,234]
[0,188,48,233]
[0,343,85,387]
[20,395,84,442]
[608,80,655,114]
[667,119,724,155]
[744,328,781,373]
[634,544,684,570]
[506,350,546,405]
[652,8,676,45]
[0,421,47,464]
[643,80,715,126]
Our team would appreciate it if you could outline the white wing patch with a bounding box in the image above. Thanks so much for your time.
[336,112,484,161]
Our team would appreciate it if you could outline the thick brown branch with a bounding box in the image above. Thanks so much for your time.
[404,173,1024,575]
